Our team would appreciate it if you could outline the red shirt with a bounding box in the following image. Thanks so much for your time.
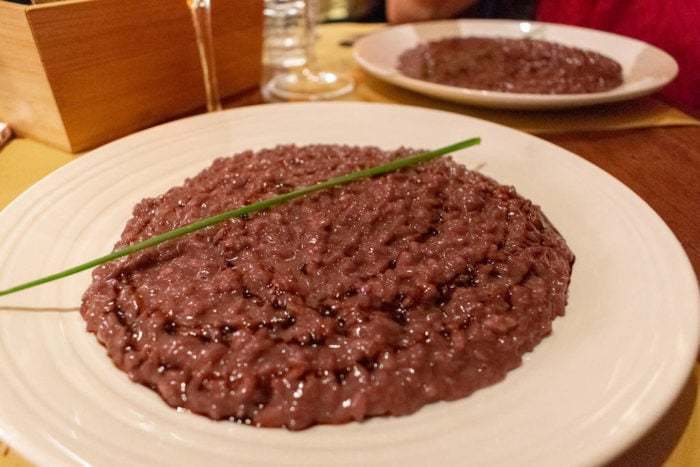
[537,1,700,110]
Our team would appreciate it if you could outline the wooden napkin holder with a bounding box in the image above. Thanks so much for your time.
[0,0,263,153]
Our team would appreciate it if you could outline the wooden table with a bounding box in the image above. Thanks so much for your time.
[0,99,698,465]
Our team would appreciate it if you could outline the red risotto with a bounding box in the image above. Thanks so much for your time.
[398,36,623,94]
[81,144,574,430]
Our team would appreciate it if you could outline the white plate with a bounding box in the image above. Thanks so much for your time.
[0,103,697,467]
[353,20,679,109]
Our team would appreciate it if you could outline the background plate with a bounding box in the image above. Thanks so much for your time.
[353,20,679,110]
[0,103,697,466]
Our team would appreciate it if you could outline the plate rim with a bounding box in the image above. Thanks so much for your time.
[0,102,697,467]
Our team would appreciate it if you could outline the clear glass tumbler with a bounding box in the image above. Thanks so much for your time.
[264,0,308,69]
[264,0,354,101]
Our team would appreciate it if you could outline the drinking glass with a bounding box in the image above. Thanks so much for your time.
[265,0,354,101]
[264,0,307,69]
[187,0,222,112]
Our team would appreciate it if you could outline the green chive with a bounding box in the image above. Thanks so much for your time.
[0,137,480,297]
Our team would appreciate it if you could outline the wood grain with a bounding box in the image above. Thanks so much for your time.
[542,126,700,277]
[28,0,262,152]
[0,2,70,150]
[0,0,262,153]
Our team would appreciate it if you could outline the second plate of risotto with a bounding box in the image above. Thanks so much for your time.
[353,20,678,109]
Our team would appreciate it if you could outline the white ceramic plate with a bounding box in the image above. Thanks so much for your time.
[0,103,697,467]
[353,20,679,109]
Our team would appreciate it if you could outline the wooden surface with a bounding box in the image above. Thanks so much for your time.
[0,0,262,153]
[0,1,70,150]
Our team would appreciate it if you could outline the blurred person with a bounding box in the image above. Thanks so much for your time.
[385,0,699,110]
[386,0,536,23]
[386,0,478,23]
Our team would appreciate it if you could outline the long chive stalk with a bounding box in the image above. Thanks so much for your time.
[0,137,480,297]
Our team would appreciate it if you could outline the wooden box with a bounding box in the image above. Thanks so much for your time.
[0,0,263,152]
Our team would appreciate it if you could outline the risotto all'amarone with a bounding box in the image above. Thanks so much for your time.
[81,144,574,430]
[398,37,623,94]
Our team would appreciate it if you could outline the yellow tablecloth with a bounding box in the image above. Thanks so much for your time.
[1,21,699,467]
